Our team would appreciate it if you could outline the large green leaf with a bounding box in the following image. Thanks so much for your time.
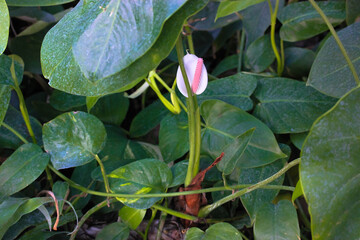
[0,106,43,149]
[0,0,9,54]
[159,112,188,163]
[284,47,315,78]
[49,89,86,111]
[253,200,300,240]
[0,143,49,196]
[43,111,107,169]
[346,0,360,25]
[216,0,265,20]
[253,78,336,133]
[211,54,238,77]
[129,99,168,138]
[90,93,129,126]
[6,0,75,6]
[0,54,24,86]
[244,34,275,73]
[0,197,53,239]
[300,87,360,239]
[201,100,285,168]
[217,128,254,175]
[0,84,11,125]
[95,222,129,240]
[118,206,145,230]
[239,144,290,223]
[278,1,345,42]
[109,159,172,209]
[41,0,208,96]
[197,73,257,111]
[308,22,360,98]
[185,222,242,240]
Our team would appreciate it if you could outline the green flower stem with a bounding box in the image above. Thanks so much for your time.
[144,208,157,240]
[198,158,301,218]
[156,201,168,240]
[152,204,197,221]
[185,25,195,54]
[176,36,201,186]
[308,0,360,85]
[49,164,294,198]
[1,122,29,144]
[267,0,283,76]
[69,198,117,240]
[94,154,111,194]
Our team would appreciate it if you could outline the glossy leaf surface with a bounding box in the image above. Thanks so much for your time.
[109,159,172,209]
[201,100,285,168]
[253,78,336,133]
[300,87,360,239]
[0,0,9,54]
[118,206,146,230]
[197,73,257,111]
[6,0,75,6]
[159,112,188,163]
[185,222,242,240]
[239,144,289,223]
[254,200,300,240]
[41,0,207,96]
[216,0,265,20]
[169,160,188,188]
[0,197,53,239]
[278,1,345,42]
[0,143,49,196]
[95,222,129,240]
[0,84,11,124]
[290,132,308,150]
[217,128,254,175]
[43,111,106,169]
[244,34,274,73]
[308,22,360,98]
[90,93,129,126]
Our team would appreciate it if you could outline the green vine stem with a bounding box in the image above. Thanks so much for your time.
[185,25,195,54]
[69,198,117,240]
[267,0,283,76]
[152,204,197,221]
[48,164,294,198]
[198,158,301,218]
[155,200,168,240]
[175,35,201,186]
[94,154,111,194]
[308,0,360,85]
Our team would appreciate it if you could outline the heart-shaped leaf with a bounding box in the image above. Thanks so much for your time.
[217,128,254,175]
[197,73,257,111]
[41,0,208,96]
[308,22,360,98]
[244,34,275,73]
[118,206,146,230]
[109,159,172,209]
[0,0,9,54]
[278,1,345,42]
[254,200,300,240]
[253,78,336,133]
[239,144,290,223]
[159,112,188,163]
[43,111,107,169]
[0,143,49,196]
[201,100,285,168]
[300,86,360,239]
[185,222,242,240]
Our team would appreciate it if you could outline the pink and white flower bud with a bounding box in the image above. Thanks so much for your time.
[176,53,208,98]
